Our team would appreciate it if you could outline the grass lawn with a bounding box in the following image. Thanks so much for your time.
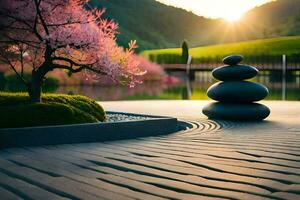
[142,36,300,63]
[0,93,106,129]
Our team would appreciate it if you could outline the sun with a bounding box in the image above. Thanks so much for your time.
[223,12,243,22]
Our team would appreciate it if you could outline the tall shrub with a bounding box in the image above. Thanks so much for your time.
[181,40,189,64]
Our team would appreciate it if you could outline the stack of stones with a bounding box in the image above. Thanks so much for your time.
[202,55,270,121]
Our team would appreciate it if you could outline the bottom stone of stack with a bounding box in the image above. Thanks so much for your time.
[202,102,270,121]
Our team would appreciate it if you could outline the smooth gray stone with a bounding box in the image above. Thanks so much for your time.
[212,65,258,81]
[207,81,269,102]
[223,55,243,65]
[202,102,270,121]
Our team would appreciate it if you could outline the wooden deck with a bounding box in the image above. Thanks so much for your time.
[0,100,300,200]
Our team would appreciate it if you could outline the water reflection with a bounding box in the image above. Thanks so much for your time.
[57,71,300,101]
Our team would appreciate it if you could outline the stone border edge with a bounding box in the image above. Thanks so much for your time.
[0,111,179,149]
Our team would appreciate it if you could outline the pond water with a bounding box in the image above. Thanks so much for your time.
[56,71,300,101]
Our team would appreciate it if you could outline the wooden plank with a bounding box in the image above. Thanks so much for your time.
[271,192,300,200]
[0,186,26,200]
[96,143,300,176]
[3,148,161,200]
[0,172,67,200]
[47,146,288,194]
[128,141,300,168]
[111,141,300,169]
[0,158,123,200]
[30,146,273,196]
[19,148,226,200]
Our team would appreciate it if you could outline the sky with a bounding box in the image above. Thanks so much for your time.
[156,0,274,21]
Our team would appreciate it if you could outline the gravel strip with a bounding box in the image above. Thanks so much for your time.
[106,113,153,122]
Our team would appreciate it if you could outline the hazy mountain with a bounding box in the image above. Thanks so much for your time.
[88,0,300,51]
[241,0,300,37]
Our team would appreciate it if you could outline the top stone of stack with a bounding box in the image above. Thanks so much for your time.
[213,55,258,81]
[223,55,243,65]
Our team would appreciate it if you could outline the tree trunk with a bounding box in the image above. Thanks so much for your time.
[28,72,43,103]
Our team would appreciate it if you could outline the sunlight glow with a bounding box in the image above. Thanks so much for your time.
[223,12,243,22]
[157,0,273,20]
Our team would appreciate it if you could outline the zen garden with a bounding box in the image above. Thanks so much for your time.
[0,0,300,199]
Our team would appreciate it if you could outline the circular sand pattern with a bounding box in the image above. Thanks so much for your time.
[169,120,235,138]
[170,119,269,139]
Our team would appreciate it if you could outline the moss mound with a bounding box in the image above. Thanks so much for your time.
[0,93,106,129]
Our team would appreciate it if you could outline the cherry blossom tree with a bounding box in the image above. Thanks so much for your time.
[135,56,167,82]
[0,0,144,102]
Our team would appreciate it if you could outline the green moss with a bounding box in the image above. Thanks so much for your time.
[0,93,106,129]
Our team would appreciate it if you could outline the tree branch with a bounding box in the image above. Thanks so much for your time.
[52,56,94,67]
[0,54,29,86]
[47,19,96,27]
[53,64,85,73]
[0,10,34,29]
[0,8,44,42]
[0,35,41,49]
[52,57,107,75]
[33,0,49,36]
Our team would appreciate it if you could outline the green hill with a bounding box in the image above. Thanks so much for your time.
[88,0,300,51]
[88,0,219,51]
[242,0,300,37]
[142,36,300,63]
